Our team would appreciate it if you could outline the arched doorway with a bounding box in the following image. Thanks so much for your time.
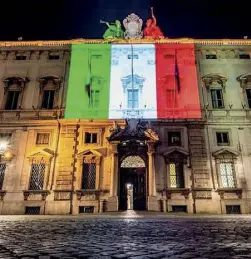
[119,155,147,211]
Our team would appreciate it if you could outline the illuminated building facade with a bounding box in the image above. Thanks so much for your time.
[0,38,250,215]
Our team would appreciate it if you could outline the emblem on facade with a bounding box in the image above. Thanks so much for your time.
[107,119,159,142]
[123,13,143,39]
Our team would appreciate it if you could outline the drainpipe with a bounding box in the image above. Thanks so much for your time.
[70,120,80,215]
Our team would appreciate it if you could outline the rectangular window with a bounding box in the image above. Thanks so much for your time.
[166,90,176,108]
[211,89,224,108]
[0,133,12,139]
[42,90,55,109]
[0,164,6,190]
[84,132,97,144]
[5,91,19,110]
[226,205,241,214]
[128,89,139,108]
[246,89,251,108]
[168,131,181,146]
[36,133,50,145]
[15,55,27,60]
[239,54,250,59]
[82,162,96,189]
[90,90,100,108]
[216,132,230,145]
[220,162,236,188]
[169,163,184,188]
[29,163,45,190]
[206,54,217,59]
[48,55,60,60]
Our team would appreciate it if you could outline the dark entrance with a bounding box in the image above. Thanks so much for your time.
[119,164,146,211]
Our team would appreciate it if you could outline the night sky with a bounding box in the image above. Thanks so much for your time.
[1,0,250,41]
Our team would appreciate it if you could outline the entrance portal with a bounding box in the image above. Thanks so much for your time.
[119,156,146,211]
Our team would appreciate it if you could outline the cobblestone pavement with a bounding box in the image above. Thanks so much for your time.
[1,212,251,259]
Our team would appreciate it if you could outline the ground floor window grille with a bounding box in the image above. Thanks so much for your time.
[172,205,187,213]
[29,163,45,190]
[79,206,94,213]
[82,162,96,190]
[226,205,241,214]
[218,157,236,188]
[169,163,184,188]
[25,206,40,215]
[0,164,6,190]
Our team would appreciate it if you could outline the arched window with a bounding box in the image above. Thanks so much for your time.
[2,76,29,110]
[37,76,62,109]
[202,74,227,109]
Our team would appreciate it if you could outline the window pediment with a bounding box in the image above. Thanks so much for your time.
[202,74,227,91]
[77,149,102,164]
[3,76,29,93]
[162,147,189,157]
[212,148,239,158]
[37,75,62,92]
[121,75,145,92]
[27,149,54,164]
[237,73,251,89]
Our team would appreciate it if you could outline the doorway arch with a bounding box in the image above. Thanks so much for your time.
[119,155,147,211]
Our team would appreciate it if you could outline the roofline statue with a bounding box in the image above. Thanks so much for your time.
[101,20,124,40]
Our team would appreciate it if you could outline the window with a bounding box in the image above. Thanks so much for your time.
[166,90,176,108]
[128,89,139,108]
[85,132,97,144]
[42,90,55,109]
[82,162,96,189]
[220,162,236,188]
[0,133,12,139]
[211,89,224,108]
[239,54,250,59]
[216,132,230,145]
[246,89,251,108]
[206,54,217,59]
[29,163,45,190]
[226,205,241,214]
[168,131,181,146]
[36,133,50,145]
[15,55,27,60]
[90,90,100,108]
[0,164,6,190]
[5,91,19,110]
[48,55,60,60]
[169,163,184,188]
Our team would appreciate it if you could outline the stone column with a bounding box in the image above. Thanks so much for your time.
[107,141,119,211]
[147,142,158,211]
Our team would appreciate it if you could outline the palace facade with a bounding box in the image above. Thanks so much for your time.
[0,39,251,215]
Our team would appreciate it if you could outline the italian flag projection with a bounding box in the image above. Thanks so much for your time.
[65,43,201,120]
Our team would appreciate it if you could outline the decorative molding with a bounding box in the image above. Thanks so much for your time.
[192,188,212,199]
[27,149,54,165]
[0,191,6,201]
[75,190,100,201]
[77,149,102,165]
[165,188,191,199]
[202,74,228,91]
[37,75,63,93]
[217,188,242,199]
[237,74,251,91]
[2,76,29,94]
[54,190,71,201]
[212,148,240,157]
[23,190,49,201]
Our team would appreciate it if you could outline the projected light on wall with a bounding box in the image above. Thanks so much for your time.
[109,44,157,119]
[65,43,201,120]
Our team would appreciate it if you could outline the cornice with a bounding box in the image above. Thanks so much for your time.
[1,38,251,47]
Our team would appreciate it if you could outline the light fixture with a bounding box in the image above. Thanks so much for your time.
[0,141,8,153]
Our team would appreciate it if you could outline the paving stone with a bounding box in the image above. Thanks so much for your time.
[1,214,251,258]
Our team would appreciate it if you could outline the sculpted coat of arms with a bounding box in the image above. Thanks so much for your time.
[123,13,143,39]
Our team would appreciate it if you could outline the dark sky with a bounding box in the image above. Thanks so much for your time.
[1,0,250,41]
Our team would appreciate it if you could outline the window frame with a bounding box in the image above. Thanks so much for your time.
[216,132,230,146]
[246,88,251,108]
[81,162,96,190]
[36,133,50,145]
[127,89,139,109]
[28,162,46,191]
[167,131,182,146]
[210,88,224,109]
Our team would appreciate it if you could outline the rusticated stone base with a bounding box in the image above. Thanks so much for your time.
[148,196,159,211]
[107,196,118,212]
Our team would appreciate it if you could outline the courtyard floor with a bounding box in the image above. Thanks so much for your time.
[0,211,251,258]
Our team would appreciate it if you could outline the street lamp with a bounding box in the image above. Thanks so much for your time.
[0,140,9,163]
